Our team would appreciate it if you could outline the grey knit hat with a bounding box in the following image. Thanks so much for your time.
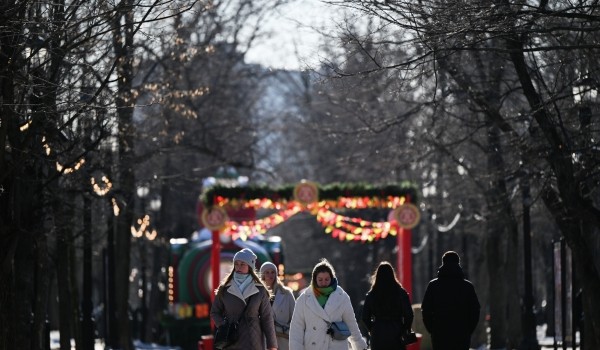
[233,248,257,268]
[260,261,277,275]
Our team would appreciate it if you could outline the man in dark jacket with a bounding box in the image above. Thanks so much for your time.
[421,251,480,350]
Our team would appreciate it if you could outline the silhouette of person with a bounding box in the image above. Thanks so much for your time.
[421,251,480,350]
[361,261,414,350]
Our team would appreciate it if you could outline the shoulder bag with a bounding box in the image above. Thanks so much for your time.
[327,321,351,340]
[214,295,252,349]
[401,329,418,345]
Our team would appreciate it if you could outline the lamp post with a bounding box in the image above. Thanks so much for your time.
[146,195,161,341]
[135,185,149,342]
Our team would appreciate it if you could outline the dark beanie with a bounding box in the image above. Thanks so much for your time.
[442,251,460,265]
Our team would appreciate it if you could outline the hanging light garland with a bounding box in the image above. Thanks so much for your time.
[220,199,405,243]
[202,181,418,243]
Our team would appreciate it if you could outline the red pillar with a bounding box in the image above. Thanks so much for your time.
[210,230,220,303]
[397,228,413,297]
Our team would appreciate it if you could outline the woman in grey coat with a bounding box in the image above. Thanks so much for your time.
[210,248,278,350]
[260,262,296,350]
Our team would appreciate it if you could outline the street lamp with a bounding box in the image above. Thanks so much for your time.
[137,185,150,205]
[134,185,157,342]
[573,77,597,128]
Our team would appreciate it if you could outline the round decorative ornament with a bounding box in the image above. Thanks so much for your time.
[293,181,319,205]
[201,206,228,231]
[393,203,421,229]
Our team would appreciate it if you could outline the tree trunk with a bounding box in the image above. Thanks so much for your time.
[472,236,489,348]
[506,30,600,350]
[541,187,600,350]
[485,125,522,348]
[113,0,137,347]
[33,224,51,350]
[56,212,73,350]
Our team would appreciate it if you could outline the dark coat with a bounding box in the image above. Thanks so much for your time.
[421,263,480,350]
[210,280,277,350]
[361,287,413,350]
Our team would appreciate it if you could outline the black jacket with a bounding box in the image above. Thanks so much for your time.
[421,263,480,350]
[362,287,413,350]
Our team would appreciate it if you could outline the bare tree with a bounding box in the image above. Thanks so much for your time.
[314,0,600,348]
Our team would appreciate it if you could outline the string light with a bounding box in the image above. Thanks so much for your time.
[91,175,113,196]
[111,198,120,216]
[221,201,403,243]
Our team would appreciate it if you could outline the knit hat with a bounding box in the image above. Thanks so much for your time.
[442,251,460,265]
[233,248,257,268]
[260,262,277,275]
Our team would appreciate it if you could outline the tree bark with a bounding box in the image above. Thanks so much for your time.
[506,30,600,350]
[485,125,522,349]
[113,0,137,347]
[56,211,73,350]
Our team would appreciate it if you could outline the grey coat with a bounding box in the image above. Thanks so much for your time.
[211,280,278,349]
[272,284,296,350]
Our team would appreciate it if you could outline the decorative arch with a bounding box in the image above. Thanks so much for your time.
[199,181,420,242]
[199,181,421,296]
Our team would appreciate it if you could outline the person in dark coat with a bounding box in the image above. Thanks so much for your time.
[210,248,277,350]
[361,261,414,350]
[421,251,480,350]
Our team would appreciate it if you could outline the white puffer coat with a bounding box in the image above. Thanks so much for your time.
[289,286,368,350]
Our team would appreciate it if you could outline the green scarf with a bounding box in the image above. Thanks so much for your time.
[314,286,334,308]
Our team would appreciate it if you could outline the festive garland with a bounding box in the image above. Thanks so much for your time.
[200,182,418,209]
[200,182,419,243]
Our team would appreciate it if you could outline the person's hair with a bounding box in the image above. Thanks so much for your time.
[442,250,460,265]
[214,263,266,295]
[311,258,335,287]
[260,267,286,291]
[368,261,403,299]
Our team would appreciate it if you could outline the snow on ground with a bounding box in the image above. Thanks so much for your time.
[51,324,579,350]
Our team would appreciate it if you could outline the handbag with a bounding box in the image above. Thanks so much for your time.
[401,330,417,345]
[327,321,351,340]
[214,321,239,349]
[214,295,252,349]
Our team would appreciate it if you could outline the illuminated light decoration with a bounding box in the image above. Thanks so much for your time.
[91,175,113,196]
[56,158,86,174]
[221,201,402,243]
[42,136,51,155]
[198,181,418,243]
[145,229,157,241]
[20,120,32,132]
[222,206,303,241]
[131,215,151,238]
[168,266,175,303]
[111,198,120,216]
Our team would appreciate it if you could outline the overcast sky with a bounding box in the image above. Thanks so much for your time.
[245,0,343,70]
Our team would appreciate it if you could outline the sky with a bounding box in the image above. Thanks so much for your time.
[244,0,344,71]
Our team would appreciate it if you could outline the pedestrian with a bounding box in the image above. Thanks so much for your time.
[289,258,368,350]
[361,261,414,349]
[421,251,480,350]
[210,248,277,350]
[260,261,296,350]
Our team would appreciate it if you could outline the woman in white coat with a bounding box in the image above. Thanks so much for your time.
[289,258,368,350]
[260,262,296,350]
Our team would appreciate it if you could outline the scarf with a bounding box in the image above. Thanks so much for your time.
[313,277,338,308]
[233,272,252,294]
